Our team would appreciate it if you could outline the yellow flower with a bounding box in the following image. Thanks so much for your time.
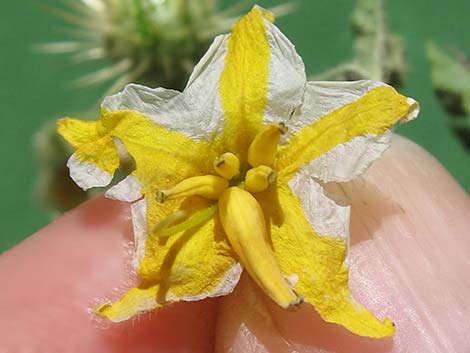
[57,6,419,338]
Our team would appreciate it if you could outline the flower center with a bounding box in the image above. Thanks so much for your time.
[152,122,286,235]
[151,122,300,308]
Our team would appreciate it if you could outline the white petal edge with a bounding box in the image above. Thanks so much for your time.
[288,169,350,242]
[102,35,228,140]
[284,80,385,142]
[167,263,243,302]
[67,153,113,191]
[105,175,142,202]
[263,18,306,124]
[308,132,392,183]
[284,80,419,182]
[130,198,148,269]
[405,97,420,121]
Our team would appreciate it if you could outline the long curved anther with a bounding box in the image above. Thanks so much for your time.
[156,175,229,202]
[248,122,287,167]
[219,186,301,309]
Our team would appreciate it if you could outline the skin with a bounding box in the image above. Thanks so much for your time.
[1,135,469,353]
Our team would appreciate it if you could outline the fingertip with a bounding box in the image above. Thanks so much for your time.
[216,275,393,353]
[0,196,217,353]
[216,135,470,353]
[216,274,295,353]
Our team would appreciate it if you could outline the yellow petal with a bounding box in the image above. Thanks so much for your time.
[139,194,241,301]
[255,184,395,338]
[276,85,419,180]
[58,115,120,189]
[220,6,271,156]
[96,283,160,322]
[57,118,99,148]
[73,135,120,177]
[60,109,224,192]
[97,195,242,321]
[109,110,224,193]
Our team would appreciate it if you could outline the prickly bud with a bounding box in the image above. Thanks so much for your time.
[248,122,287,167]
[156,175,228,202]
[219,186,300,309]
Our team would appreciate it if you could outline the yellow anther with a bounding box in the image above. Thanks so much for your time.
[219,187,300,309]
[245,165,277,193]
[156,175,228,202]
[213,152,240,180]
[248,122,287,167]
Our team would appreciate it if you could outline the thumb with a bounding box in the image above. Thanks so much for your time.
[215,134,470,353]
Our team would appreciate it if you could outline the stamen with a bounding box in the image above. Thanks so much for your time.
[248,122,287,167]
[245,165,277,193]
[153,204,218,237]
[213,152,240,180]
[156,175,229,202]
[219,187,300,309]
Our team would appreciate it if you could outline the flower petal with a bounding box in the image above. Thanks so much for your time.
[281,82,391,182]
[58,117,119,190]
[66,152,115,190]
[61,109,223,193]
[96,284,161,322]
[130,198,147,268]
[307,132,392,182]
[277,81,419,181]
[57,118,99,148]
[107,110,223,192]
[219,7,271,154]
[255,183,395,338]
[220,6,306,155]
[263,18,306,125]
[103,6,306,154]
[287,170,350,243]
[97,195,242,322]
[139,195,241,301]
[105,174,142,202]
[102,34,229,140]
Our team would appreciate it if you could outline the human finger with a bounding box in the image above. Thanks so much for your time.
[215,135,470,353]
[0,196,218,353]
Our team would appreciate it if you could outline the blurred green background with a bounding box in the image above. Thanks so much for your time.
[0,0,469,252]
